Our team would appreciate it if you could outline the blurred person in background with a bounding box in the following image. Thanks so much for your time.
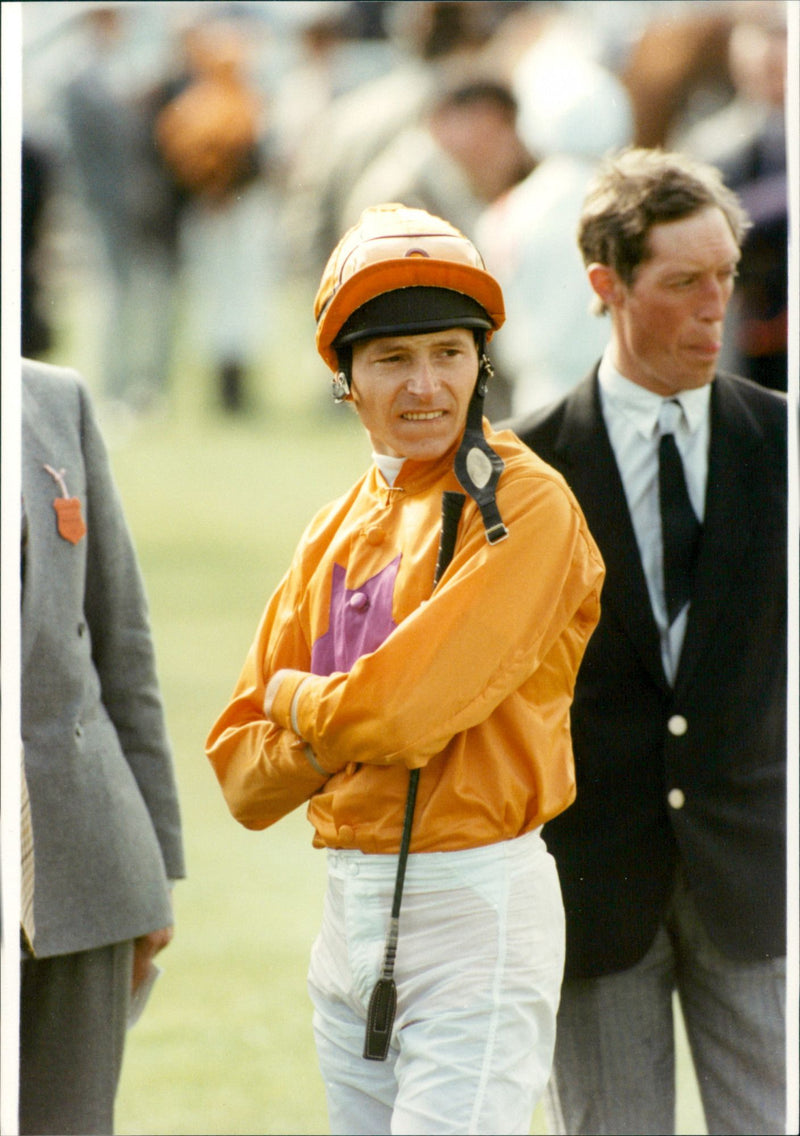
[21,135,57,359]
[281,1,530,285]
[62,5,181,419]
[20,358,186,1135]
[268,4,355,181]
[476,34,633,414]
[154,11,281,414]
[207,203,604,1135]
[342,77,532,240]
[677,1,788,392]
[508,147,787,1136]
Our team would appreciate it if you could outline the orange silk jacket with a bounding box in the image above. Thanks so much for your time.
[206,425,604,854]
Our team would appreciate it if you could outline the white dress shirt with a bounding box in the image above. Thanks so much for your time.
[597,350,711,683]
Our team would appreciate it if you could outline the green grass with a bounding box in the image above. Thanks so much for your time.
[105,400,368,1136]
[41,275,705,1134]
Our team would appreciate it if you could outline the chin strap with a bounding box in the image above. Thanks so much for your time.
[332,369,350,403]
[453,353,508,544]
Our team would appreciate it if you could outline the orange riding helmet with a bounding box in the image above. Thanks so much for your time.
[314,203,505,374]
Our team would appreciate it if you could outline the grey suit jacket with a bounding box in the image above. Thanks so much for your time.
[21,359,185,958]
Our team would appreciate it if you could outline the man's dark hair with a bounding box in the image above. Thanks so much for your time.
[425,77,518,126]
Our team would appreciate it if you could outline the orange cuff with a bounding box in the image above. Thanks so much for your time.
[268,671,308,733]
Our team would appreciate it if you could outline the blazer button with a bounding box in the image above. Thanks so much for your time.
[74,724,83,738]
[668,714,688,736]
[364,527,386,546]
[668,788,685,810]
[77,621,86,637]
[338,825,355,846]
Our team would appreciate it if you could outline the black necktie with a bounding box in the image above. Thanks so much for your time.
[658,400,702,624]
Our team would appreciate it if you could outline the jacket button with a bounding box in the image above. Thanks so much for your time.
[668,714,688,736]
[75,724,83,738]
[338,825,355,845]
[668,788,685,810]
[77,621,86,636]
[365,527,385,545]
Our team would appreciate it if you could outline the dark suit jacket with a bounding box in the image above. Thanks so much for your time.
[21,360,185,958]
[509,368,787,978]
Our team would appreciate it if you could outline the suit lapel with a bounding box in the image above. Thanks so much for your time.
[21,392,44,672]
[20,382,62,671]
[554,374,669,694]
[674,376,762,692]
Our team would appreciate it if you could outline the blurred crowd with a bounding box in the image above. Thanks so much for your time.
[20,0,789,422]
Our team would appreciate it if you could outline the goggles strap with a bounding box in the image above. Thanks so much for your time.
[453,354,508,544]
[332,370,350,402]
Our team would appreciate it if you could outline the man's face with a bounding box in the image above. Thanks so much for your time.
[604,206,741,396]
[349,328,479,461]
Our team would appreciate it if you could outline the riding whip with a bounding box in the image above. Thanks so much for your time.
[363,489,466,1061]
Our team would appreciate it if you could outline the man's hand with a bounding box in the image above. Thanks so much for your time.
[132,925,174,994]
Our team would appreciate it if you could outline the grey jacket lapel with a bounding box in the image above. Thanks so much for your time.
[21,370,89,672]
[21,395,55,671]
